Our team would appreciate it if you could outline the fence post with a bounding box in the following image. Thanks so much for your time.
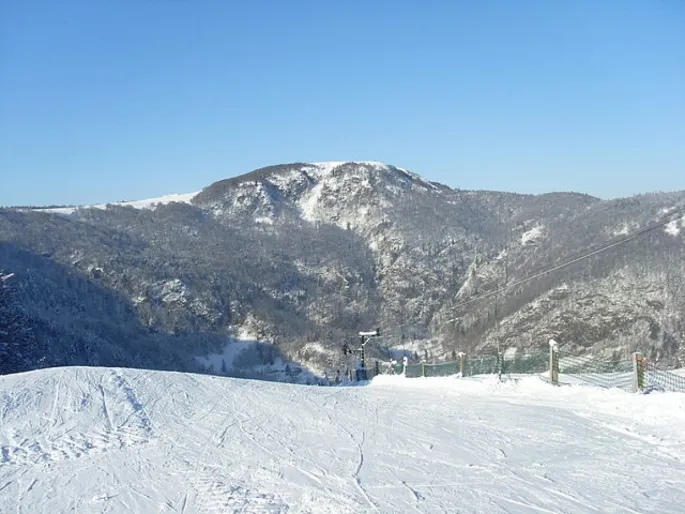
[632,352,645,393]
[458,352,466,377]
[421,360,426,377]
[549,339,559,386]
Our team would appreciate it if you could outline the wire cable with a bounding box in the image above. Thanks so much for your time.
[442,207,683,324]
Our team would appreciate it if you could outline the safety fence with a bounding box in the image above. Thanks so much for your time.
[558,353,635,391]
[645,360,685,393]
[368,343,684,394]
[392,352,550,379]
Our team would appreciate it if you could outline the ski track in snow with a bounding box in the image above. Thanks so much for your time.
[1,368,685,513]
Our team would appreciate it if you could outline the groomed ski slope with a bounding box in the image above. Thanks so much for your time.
[1,368,684,513]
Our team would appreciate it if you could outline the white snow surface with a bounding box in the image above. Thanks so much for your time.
[308,161,385,175]
[308,162,347,177]
[521,224,545,245]
[195,339,256,372]
[2,367,685,513]
[34,192,199,215]
[664,217,683,237]
[298,181,325,222]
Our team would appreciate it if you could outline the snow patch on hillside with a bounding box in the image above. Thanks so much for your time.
[297,342,341,376]
[265,167,308,190]
[521,224,545,245]
[298,182,325,222]
[34,191,199,215]
[613,224,630,236]
[195,339,257,372]
[195,332,317,383]
[665,217,682,237]
[296,161,440,224]
[309,160,386,171]
[102,192,199,209]
[149,279,188,304]
[308,161,346,178]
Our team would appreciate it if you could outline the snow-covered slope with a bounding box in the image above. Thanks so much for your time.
[2,367,684,513]
[33,191,200,214]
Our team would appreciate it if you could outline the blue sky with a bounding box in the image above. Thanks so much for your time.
[1,0,684,206]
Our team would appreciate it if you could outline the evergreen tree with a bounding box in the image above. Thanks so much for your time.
[0,272,40,375]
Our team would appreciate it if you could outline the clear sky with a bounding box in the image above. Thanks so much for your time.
[1,0,684,206]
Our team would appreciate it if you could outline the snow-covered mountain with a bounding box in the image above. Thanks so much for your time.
[2,366,684,513]
[1,161,684,376]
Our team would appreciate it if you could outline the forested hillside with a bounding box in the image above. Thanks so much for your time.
[1,162,683,376]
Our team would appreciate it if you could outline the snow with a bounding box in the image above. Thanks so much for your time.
[298,181,325,222]
[99,192,199,210]
[195,340,254,372]
[309,161,385,175]
[265,168,307,190]
[297,342,341,376]
[295,163,357,221]
[2,368,684,513]
[612,224,630,236]
[503,347,518,360]
[358,160,387,168]
[149,278,188,304]
[298,161,441,223]
[395,165,439,190]
[33,192,200,215]
[521,224,545,245]
[31,206,79,215]
[664,218,682,237]
[194,334,313,382]
[308,162,347,178]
